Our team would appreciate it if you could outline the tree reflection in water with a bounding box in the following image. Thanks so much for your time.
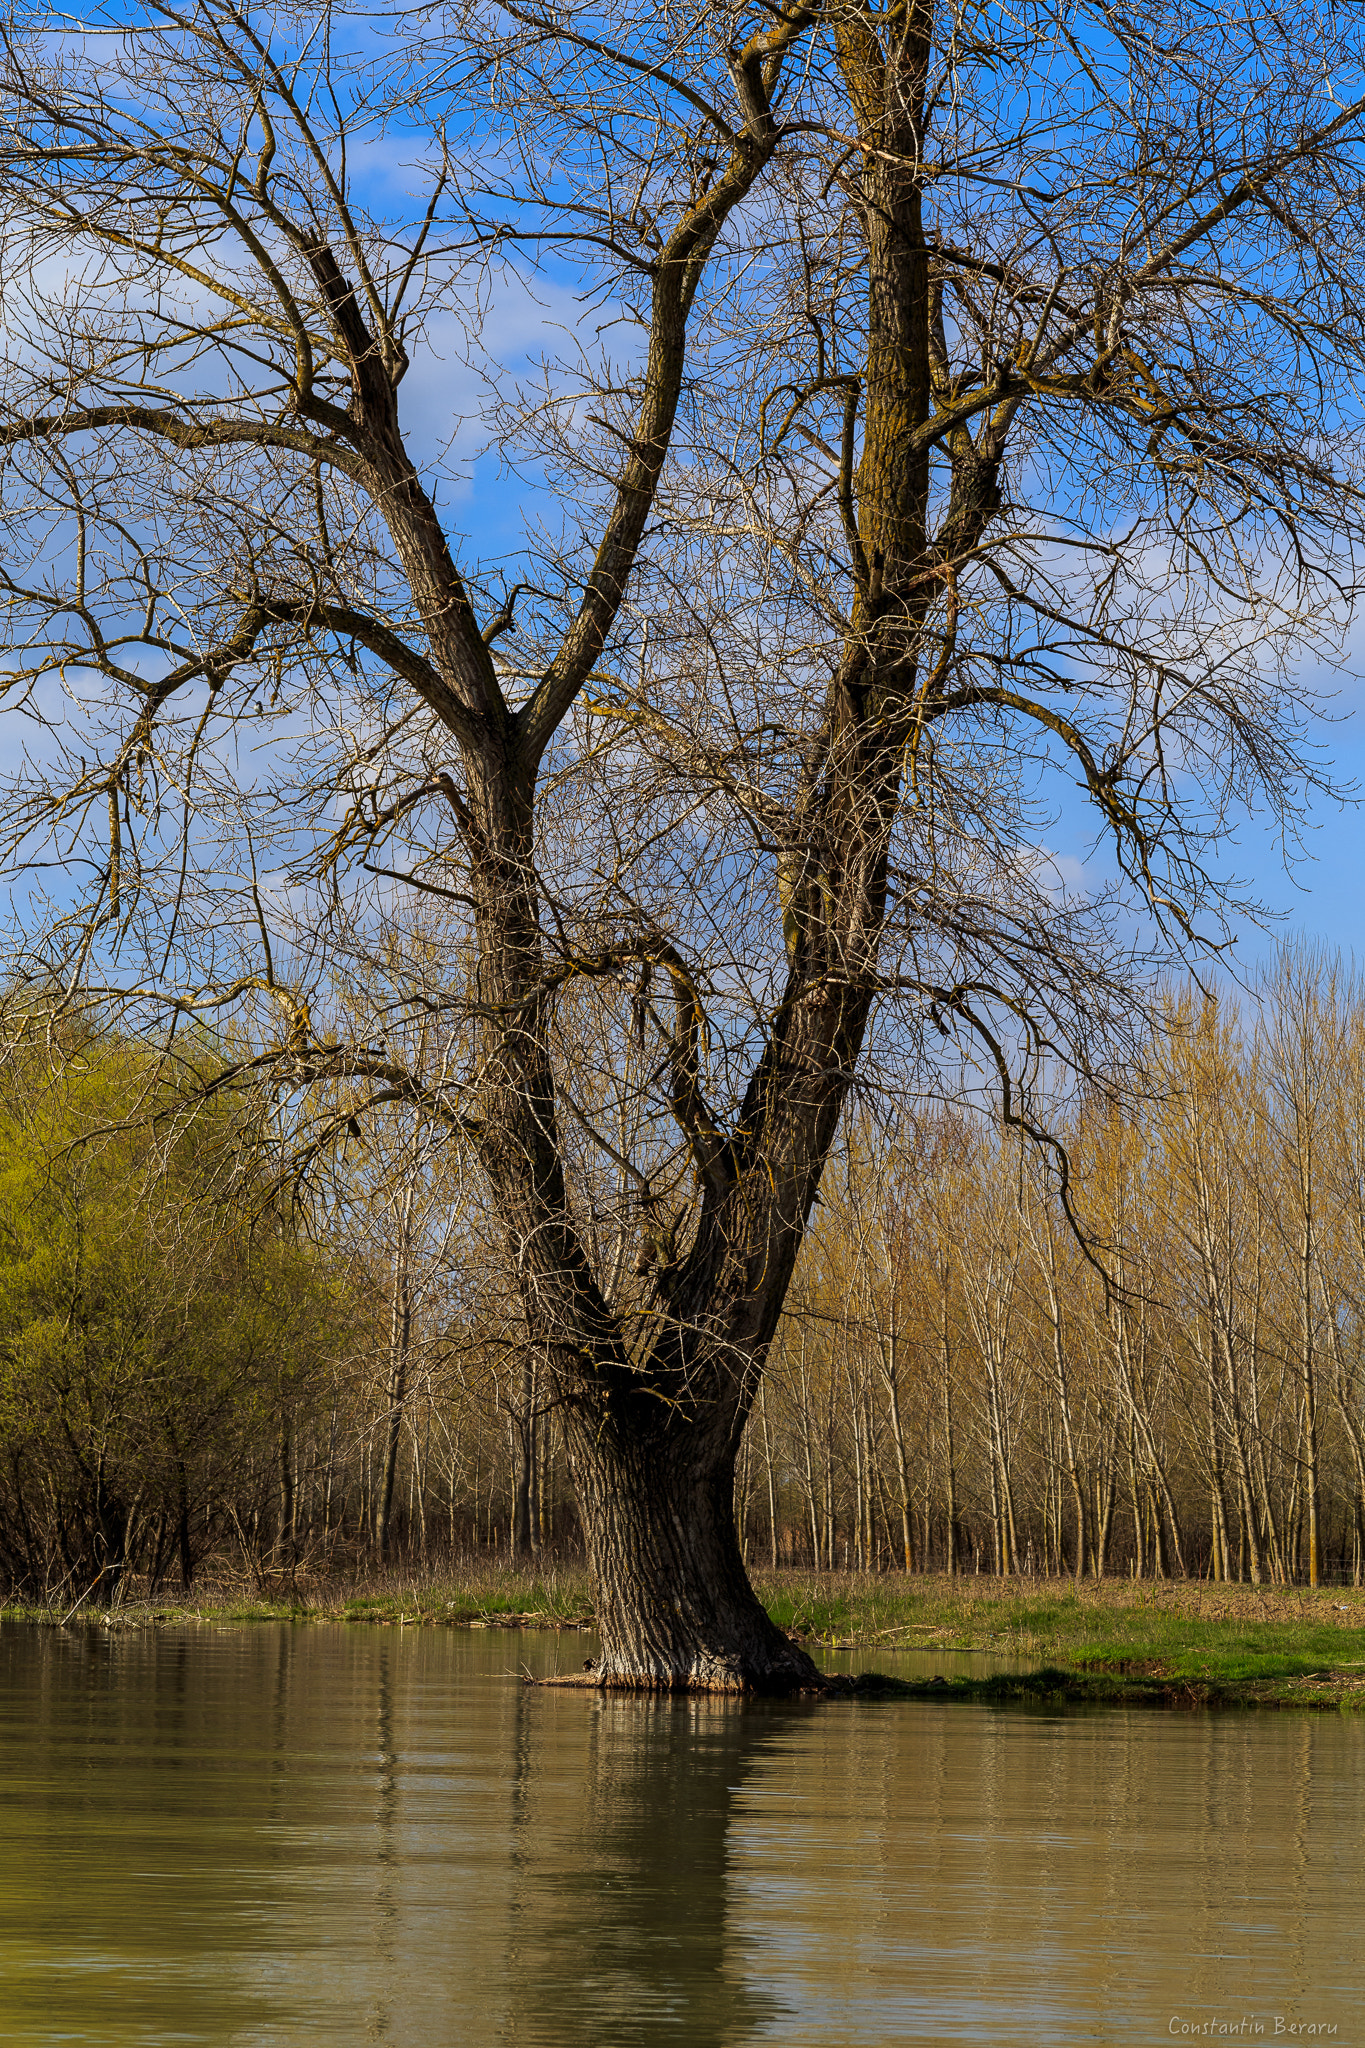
[500,1683,797,2044]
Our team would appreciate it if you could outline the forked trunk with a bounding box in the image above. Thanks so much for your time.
[568,1413,821,1694]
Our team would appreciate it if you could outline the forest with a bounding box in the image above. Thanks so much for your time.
[3,944,1362,1603]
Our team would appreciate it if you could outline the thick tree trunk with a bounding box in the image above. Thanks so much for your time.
[569,1414,821,1693]
[463,9,939,1693]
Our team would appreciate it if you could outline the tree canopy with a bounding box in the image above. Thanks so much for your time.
[0,1022,354,1601]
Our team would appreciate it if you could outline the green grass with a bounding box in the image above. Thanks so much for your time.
[7,1565,1365,1709]
[754,1570,1365,1708]
[328,1574,595,1627]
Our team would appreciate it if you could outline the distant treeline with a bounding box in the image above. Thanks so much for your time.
[0,1017,571,1603]
[4,948,1365,1602]
[758,951,1365,1587]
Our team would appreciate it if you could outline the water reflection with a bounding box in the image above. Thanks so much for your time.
[1,1622,1362,2047]
[503,1686,791,2044]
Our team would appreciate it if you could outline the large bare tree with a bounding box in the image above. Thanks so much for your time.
[3,0,1365,1686]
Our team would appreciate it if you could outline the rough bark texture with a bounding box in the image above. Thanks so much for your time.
[462,8,945,1693]
[568,1408,820,1692]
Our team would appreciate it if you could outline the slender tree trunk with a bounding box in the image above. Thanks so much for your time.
[1324,1317,1365,1585]
[278,1423,297,1565]
[322,1394,338,1544]
[1092,1401,1120,1580]
[176,1462,194,1592]
[527,1389,540,1557]
[1202,1326,1233,1581]
[1297,1220,1321,1587]
[848,1366,865,1570]
[736,1424,753,1565]
[1053,1322,1086,1583]
[375,1183,414,1565]
[510,1350,536,1564]
[881,1335,916,1572]
[987,1435,1002,1574]
[760,1379,779,1571]
[941,1296,958,1576]
[797,1350,821,1567]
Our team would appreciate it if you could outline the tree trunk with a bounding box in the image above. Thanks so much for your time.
[797,1350,821,1567]
[848,1367,865,1571]
[1204,1332,1233,1581]
[1297,1221,1322,1588]
[509,1345,537,1564]
[176,1463,194,1591]
[277,1422,296,1566]
[1053,1323,1086,1584]
[941,1309,958,1576]
[881,1340,915,1573]
[510,1414,533,1563]
[760,1379,779,1571]
[375,1183,415,1565]
[570,1414,820,1692]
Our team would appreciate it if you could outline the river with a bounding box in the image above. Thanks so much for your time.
[1,1620,1360,2045]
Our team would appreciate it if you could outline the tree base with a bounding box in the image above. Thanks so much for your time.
[570,1418,828,1695]
[535,1657,833,1698]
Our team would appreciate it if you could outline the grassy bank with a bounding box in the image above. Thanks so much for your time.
[763,1571,1365,1708]
[6,1566,1365,1710]
[1,1562,599,1635]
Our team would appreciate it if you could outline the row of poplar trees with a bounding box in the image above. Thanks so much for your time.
[761,948,1365,1588]
[4,945,1364,1600]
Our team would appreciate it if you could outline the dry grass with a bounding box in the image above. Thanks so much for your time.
[754,1568,1365,1645]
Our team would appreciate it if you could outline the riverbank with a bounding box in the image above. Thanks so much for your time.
[6,1566,1364,1709]
[768,1571,1365,1710]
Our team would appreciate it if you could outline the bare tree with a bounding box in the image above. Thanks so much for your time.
[4,1,1365,1685]
[1257,949,1349,1589]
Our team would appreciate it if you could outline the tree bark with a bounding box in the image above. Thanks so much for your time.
[570,1410,819,1692]
[509,1348,537,1565]
[374,1182,414,1565]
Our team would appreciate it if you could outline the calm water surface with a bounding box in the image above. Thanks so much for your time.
[1,1621,1361,2046]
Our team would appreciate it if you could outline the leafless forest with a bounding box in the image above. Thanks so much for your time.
[5,947,1364,1599]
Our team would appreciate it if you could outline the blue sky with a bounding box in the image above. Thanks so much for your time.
[1232,730,1365,962]
[8,6,1362,1008]
[1032,661,1365,983]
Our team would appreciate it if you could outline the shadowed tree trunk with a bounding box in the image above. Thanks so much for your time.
[571,1402,815,1689]
[374,1185,414,1566]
